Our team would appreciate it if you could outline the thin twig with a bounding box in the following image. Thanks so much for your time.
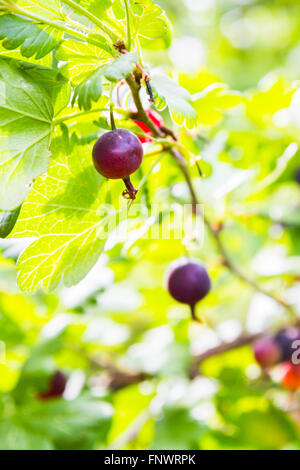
[189,332,262,378]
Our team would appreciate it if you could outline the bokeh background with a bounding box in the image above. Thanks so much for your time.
[1,0,300,450]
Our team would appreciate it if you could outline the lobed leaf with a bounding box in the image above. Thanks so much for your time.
[56,39,111,85]
[73,52,138,110]
[0,57,53,211]
[192,83,245,126]
[0,14,62,60]
[72,67,104,110]
[104,51,138,82]
[151,74,196,127]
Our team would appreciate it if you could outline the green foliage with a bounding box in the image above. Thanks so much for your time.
[73,68,104,111]
[152,74,196,126]
[0,58,53,211]
[0,14,62,59]
[0,396,113,450]
[0,206,20,238]
[104,51,138,82]
[73,51,138,110]
[152,406,205,450]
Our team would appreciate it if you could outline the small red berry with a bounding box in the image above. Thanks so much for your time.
[280,362,300,391]
[133,120,153,143]
[134,109,164,143]
[253,336,281,368]
[146,109,164,128]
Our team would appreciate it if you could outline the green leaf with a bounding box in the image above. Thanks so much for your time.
[56,39,112,85]
[12,145,115,293]
[104,51,138,82]
[192,83,245,126]
[15,61,70,116]
[152,406,205,450]
[9,395,113,449]
[0,57,53,211]
[133,0,168,40]
[79,0,112,18]
[129,0,171,49]
[0,206,21,238]
[73,67,103,110]
[236,406,298,450]
[0,14,62,60]
[20,396,113,443]
[0,396,113,449]
[0,310,24,345]
[151,74,196,127]
[0,422,53,450]
[73,52,138,110]
[17,0,63,19]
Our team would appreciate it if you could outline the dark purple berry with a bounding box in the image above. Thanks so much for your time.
[295,167,300,185]
[274,327,300,362]
[92,129,143,200]
[38,371,67,400]
[167,260,211,321]
[253,336,281,367]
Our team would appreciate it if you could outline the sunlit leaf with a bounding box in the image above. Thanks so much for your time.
[0,57,53,211]
[0,14,62,59]
[151,74,196,127]
[12,145,115,293]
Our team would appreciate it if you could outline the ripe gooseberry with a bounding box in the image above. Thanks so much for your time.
[92,129,143,200]
[134,109,164,143]
[274,327,300,362]
[253,336,281,368]
[38,371,67,400]
[167,259,211,322]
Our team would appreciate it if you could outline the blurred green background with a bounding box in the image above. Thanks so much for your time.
[1,0,300,450]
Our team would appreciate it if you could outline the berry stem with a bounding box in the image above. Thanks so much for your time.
[110,84,116,131]
[110,106,116,131]
[53,107,128,126]
[190,304,201,323]
[122,177,138,200]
